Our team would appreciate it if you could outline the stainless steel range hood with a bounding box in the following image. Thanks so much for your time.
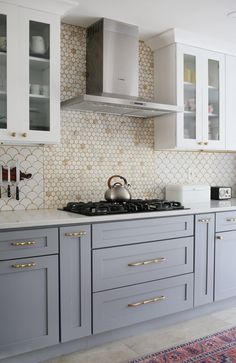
[62,94,181,117]
[61,18,182,118]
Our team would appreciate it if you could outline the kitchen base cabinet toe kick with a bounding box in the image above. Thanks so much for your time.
[3,211,236,362]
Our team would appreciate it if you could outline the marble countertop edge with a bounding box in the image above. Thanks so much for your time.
[0,199,236,229]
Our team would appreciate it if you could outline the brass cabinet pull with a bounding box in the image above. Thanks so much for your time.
[12,263,36,269]
[198,142,203,145]
[11,132,16,137]
[204,142,208,145]
[22,132,27,138]
[11,241,36,247]
[216,236,223,240]
[198,219,211,223]
[128,295,166,308]
[64,231,87,237]
[128,257,166,267]
[226,218,236,222]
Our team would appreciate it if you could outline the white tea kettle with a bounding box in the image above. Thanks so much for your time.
[104,175,131,202]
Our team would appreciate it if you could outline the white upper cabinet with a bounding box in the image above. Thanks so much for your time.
[0,1,62,144]
[225,55,236,151]
[152,42,226,151]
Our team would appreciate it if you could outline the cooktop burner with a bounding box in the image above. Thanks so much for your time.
[63,199,186,216]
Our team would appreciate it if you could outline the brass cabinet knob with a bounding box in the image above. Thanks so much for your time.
[11,132,16,137]
[204,141,208,145]
[197,141,203,145]
[22,133,27,138]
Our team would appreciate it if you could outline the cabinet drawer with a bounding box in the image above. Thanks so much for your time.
[0,228,58,260]
[93,237,193,292]
[92,215,194,248]
[93,274,193,334]
[216,211,236,232]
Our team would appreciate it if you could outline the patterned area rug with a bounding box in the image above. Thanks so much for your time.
[129,326,236,362]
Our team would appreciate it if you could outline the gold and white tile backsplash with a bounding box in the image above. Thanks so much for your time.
[0,23,235,210]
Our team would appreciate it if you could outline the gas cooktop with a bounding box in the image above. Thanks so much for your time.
[63,199,186,216]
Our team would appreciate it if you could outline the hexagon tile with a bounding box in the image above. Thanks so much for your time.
[0,23,235,211]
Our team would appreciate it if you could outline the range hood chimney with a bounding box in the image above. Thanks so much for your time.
[61,18,182,118]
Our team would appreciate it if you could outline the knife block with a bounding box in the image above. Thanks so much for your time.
[2,167,32,182]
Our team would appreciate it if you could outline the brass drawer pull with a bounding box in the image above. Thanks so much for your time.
[11,241,36,247]
[128,257,166,267]
[64,231,87,237]
[12,263,36,269]
[128,295,166,308]
[226,218,236,222]
[198,219,211,223]
[203,142,208,145]
[216,236,223,240]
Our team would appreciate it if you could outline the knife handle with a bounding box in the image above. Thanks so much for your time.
[7,184,11,198]
[16,186,19,200]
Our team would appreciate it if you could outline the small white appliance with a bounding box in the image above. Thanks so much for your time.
[165,184,210,204]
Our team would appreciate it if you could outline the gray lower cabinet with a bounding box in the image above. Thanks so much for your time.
[93,237,194,291]
[93,274,193,334]
[92,215,194,248]
[0,255,59,358]
[216,211,236,232]
[0,228,58,260]
[215,230,236,301]
[194,214,215,307]
[60,225,91,342]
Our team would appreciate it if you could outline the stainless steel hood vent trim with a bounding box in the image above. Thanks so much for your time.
[62,95,182,117]
[61,18,182,118]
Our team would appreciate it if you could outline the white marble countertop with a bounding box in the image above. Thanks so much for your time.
[1,199,236,229]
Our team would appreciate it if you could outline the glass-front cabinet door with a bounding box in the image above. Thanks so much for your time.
[0,3,18,140]
[176,45,225,150]
[203,51,225,149]
[176,45,203,149]
[18,8,60,143]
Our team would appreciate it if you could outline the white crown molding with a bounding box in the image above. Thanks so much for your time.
[147,28,236,57]
[0,0,79,16]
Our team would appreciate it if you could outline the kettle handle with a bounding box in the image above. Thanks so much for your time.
[107,175,128,188]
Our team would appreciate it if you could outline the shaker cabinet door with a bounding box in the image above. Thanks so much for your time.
[194,214,215,307]
[0,255,59,359]
[60,225,91,342]
[215,230,236,301]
